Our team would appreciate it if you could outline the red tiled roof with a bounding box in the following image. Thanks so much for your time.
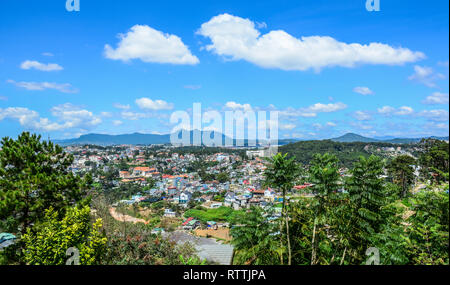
[183,217,194,226]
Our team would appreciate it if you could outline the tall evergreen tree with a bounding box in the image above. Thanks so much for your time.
[387,155,416,198]
[0,132,91,235]
[264,153,298,265]
[345,155,387,263]
[308,153,340,265]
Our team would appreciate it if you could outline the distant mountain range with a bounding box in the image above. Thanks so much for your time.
[55,131,449,146]
[331,133,449,144]
[56,130,284,147]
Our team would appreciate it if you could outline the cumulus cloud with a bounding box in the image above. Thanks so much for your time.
[113,103,131,110]
[377,106,396,114]
[0,107,59,131]
[0,104,101,132]
[279,123,296,130]
[353,110,372,121]
[7,80,78,93]
[307,102,347,113]
[120,111,150,121]
[104,24,199,65]
[418,109,449,122]
[100,111,113,117]
[395,106,414,116]
[278,102,347,118]
[224,101,253,111]
[408,65,445,88]
[353,86,374,95]
[112,120,123,126]
[197,13,424,71]
[20,60,63,71]
[350,122,373,130]
[50,103,102,129]
[135,97,174,110]
[422,92,449,105]
[377,106,414,116]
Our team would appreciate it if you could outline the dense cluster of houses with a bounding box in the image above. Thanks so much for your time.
[65,144,314,214]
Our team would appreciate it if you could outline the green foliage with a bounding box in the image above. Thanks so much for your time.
[217,172,230,183]
[280,140,403,167]
[0,132,90,235]
[418,139,449,183]
[344,155,388,263]
[387,155,416,198]
[264,152,299,265]
[405,190,449,264]
[184,206,236,222]
[230,207,281,265]
[309,153,340,207]
[264,153,299,192]
[179,254,207,265]
[90,195,201,265]
[21,206,107,265]
[347,156,386,236]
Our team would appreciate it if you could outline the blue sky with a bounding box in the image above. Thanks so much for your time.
[0,0,448,140]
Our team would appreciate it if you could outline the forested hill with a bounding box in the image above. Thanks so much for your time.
[279,140,414,167]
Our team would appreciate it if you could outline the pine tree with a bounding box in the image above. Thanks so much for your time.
[0,132,91,235]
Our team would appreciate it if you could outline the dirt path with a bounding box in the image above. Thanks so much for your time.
[194,228,231,241]
[109,207,149,224]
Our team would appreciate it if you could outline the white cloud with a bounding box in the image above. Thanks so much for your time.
[112,120,123,126]
[422,92,449,105]
[135,97,174,110]
[50,103,102,128]
[20,60,63,71]
[120,111,150,120]
[353,86,373,95]
[0,96,7,101]
[279,102,347,118]
[42,52,54,57]
[197,13,424,72]
[424,122,449,130]
[100,111,113,117]
[0,104,101,132]
[350,122,373,130]
[408,65,445,88]
[418,109,449,122]
[377,106,396,114]
[7,79,78,93]
[353,110,372,121]
[104,24,199,65]
[280,123,296,130]
[0,107,57,131]
[224,101,253,111]
[326,122,337,127]
[312,123,322,129]
[395,106,414,116]
[291,133,305,139]
[377,105,413,116]
[307,102,347,113]
[113,103,131,110]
